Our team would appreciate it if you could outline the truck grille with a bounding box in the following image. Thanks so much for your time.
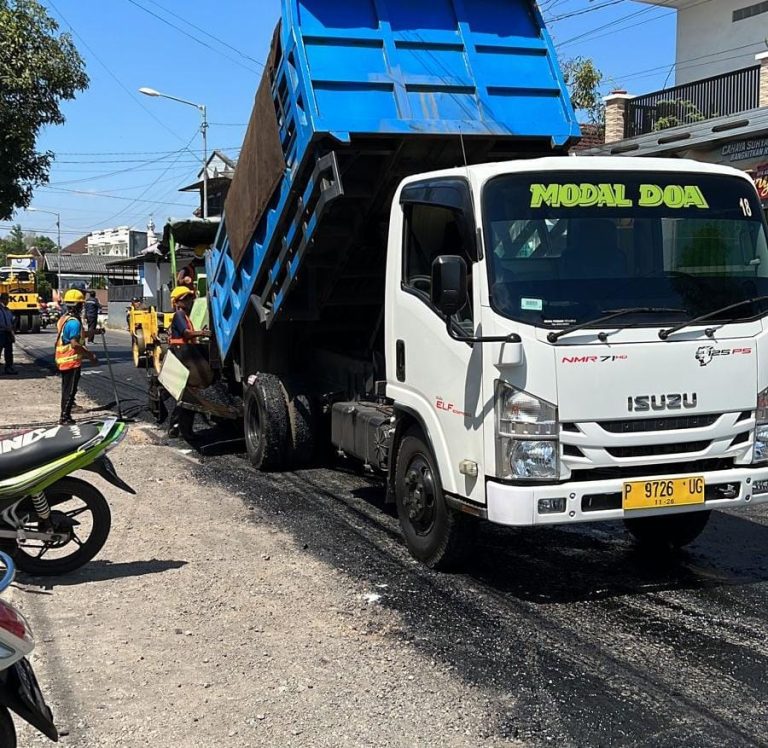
[606,440,711,458]
[597,415,718,433]
[571,458,734,482]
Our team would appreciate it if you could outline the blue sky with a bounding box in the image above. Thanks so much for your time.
[6,0,677,245]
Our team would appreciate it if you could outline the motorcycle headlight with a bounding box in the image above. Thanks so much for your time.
[496,382,558,480]
[754,386,768,464]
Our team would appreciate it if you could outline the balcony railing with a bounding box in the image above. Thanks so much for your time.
[625,65,761,137]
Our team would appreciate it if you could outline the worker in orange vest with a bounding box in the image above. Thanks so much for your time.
[55,289,98,425]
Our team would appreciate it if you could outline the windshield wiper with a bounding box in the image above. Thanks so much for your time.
[547,308,687,344]
[658,296,768,340]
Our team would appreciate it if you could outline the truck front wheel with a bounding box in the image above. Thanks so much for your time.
[394,428,468,570]
[624,510,711,549]
[244,373,289,471]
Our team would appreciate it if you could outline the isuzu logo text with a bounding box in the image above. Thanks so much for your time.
[627,394,698,412]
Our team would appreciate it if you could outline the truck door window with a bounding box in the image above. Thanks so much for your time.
[403,203,474,325]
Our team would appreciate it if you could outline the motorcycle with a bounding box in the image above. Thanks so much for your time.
[0,551,58,745]
[0,418,134,576]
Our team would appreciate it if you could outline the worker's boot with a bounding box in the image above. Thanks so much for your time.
[4,366,17,375]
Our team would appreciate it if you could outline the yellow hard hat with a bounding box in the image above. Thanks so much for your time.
[171,286,194,303]
[63,289,85,304]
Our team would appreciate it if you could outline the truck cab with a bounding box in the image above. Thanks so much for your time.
[381,156,768,565]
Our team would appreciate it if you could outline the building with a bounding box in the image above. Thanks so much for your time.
[638,1,768,85]
[62,235,88,254]
[590,2,768,214]
[87,226,148,258]
[179,150,236,218]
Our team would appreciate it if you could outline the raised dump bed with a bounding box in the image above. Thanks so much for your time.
[206,0,580,359]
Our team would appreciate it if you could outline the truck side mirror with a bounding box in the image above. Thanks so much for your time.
[431,255,467,317]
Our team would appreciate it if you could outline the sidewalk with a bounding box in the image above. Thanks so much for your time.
[3,346,511,747]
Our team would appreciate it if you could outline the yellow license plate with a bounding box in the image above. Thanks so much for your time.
[623,476,705,511]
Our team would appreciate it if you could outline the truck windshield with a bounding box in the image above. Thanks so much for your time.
[483,171,768,328]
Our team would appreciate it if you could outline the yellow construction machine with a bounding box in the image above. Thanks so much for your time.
[0,255,42,333]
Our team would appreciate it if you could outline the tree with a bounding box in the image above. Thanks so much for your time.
[0,0,88,219]
[35,268,51,300]
[562,56,604,126]
[24,233,56,253]
[4,224,25,253]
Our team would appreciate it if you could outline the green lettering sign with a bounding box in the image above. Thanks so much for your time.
[529,183,710,209]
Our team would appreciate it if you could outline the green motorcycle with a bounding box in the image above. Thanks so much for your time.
[0,418,133,576]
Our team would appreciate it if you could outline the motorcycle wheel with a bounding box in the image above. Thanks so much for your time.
[0,705,17,748]
[14,477,112,577]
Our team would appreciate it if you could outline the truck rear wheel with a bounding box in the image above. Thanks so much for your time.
[624,510,711,549]
[394,428,468,570]
[31,316,41,334]
[244,373,289,471]
[17,315,29,334]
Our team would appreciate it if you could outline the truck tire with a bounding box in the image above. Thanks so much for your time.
[244,373,289,471]
[31,316,41,334]
[624,510,711,549]
[17,315,29,334]
[394,427,468,570]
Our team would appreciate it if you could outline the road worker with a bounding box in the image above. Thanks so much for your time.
[55,289,98,425]
[167,286,211,438]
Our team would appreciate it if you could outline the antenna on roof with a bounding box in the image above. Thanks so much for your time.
[459,128,469,170]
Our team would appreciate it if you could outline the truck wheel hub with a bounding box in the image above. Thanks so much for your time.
[403,457,436,533]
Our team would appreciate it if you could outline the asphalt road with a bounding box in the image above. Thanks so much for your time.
[15,327,768,746]
[16,327,152,423]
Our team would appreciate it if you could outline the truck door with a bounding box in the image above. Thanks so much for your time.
[388,179,486,504]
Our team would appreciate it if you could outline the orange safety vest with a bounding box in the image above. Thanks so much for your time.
[55,314,83,371]
[169,310,194,346]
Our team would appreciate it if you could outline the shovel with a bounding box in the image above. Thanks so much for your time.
[97,328,134,422]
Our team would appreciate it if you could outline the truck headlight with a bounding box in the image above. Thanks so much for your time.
[496,382,558,480]
[754,386,768,464]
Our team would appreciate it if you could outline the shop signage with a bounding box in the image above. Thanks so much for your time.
[755,163,768,202]
[721,137,768,163]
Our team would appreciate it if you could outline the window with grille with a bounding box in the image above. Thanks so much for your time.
[733,1,768,22]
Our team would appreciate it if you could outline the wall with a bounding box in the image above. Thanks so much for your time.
[675,0,767,84]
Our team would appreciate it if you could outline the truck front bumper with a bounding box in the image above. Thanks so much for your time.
[486,467,768,526]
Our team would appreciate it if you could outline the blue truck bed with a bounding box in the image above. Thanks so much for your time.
[207,0,579,359]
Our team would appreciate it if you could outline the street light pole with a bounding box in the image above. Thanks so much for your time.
[139,87,209,219]
[28,207,61,299]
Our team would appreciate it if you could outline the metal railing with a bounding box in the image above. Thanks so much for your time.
[625,65,761,137]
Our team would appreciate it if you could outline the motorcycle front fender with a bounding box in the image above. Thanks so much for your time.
[0,659,58,741]
[82,455,136,495]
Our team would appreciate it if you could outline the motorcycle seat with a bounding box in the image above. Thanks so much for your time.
[0,423,102,480]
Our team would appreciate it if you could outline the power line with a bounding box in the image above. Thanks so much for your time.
[54,146,242,157]
[40,186,194,208]
[45,0,195,152]
[124,0,263,75]
[549,0,627,22]
[557,0,715,50]
[90,130,200,228]
[140,0,264,69]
